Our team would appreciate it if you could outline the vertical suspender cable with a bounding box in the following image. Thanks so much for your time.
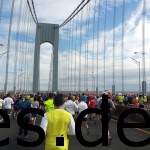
[74,14,78,93]
[103,0,108,91]
[68,22,71,92]
[84,5,88,92]
[85,4,89,93]
[96,0,101,95]
[13,0,23,94]
[92,0,97,93]
[112,0,116,94]
[70,18,74,92]
[122,0,125,93]
[79,9,83,92]
[67,27,70,92]
[87,2,91,93]
[48,54,53,92]
[24,5,30,93]
[23,3,29,94]
[4,0,15,95]
[0,0,4,24]
[142,0,146,83]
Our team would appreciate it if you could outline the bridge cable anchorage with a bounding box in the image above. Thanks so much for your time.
[26,0,37,24]
[103,0,108,91]
[121,0,125,93]
[59,0,91,28]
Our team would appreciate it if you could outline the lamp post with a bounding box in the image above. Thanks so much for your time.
[134,52,146,94]
[130,57,141,95]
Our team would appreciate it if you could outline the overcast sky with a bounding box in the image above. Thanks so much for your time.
[0,0,150,93]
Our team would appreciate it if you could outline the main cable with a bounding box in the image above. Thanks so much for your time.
[31,0,38,23]
[59,0,91,28]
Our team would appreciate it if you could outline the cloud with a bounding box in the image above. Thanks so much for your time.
[1,0,150,93]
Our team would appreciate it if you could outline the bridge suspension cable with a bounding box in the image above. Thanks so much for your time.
[0,0,4,24]
[122,0,125,93]
[27,0,38,24]
[59,0,91,28]
[103,0,108,91]
[112,0,116,95]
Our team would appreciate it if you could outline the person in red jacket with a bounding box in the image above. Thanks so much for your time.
[88,94,97,124]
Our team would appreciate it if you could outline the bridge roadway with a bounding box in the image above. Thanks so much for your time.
[0,115,150,150]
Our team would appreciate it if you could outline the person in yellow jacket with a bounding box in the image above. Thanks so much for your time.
[40,94,75,150]
[44,93,54,112]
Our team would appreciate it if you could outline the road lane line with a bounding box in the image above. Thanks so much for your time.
[111,118,150,135]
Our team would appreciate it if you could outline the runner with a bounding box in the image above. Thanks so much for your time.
[13,95,22,119]
[77,97,90,135]
[97,92,116,145]
[40,94,75,150]
[63,95,78,119]
[88,94,97,124]
[17,95,31,139]
[31,95,39,125]
[2,93,14,116]
[44,93,54,112]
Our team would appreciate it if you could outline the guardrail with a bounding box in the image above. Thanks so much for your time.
[112,102,150,123]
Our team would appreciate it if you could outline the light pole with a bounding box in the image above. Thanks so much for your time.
[130,57,141,95]
[134,52,146,94]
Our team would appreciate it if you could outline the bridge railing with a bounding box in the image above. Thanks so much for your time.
[112,102,150,123]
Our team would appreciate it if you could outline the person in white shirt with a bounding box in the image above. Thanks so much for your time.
[63,96,78,118]
[2,93,14,115]
[77,98,90,135]
[31,95,39,125]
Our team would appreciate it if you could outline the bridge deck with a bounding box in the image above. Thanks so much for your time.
[0,115,150,150]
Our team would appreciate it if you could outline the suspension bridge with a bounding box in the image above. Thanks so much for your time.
[0,0,150,149]
[0,0,150,95]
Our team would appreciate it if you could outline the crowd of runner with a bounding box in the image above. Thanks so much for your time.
[0,90,150,148]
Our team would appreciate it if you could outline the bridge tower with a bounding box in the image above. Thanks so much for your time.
[33,23,59,93]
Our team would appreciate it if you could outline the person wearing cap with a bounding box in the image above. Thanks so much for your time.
[40,94,75,150]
